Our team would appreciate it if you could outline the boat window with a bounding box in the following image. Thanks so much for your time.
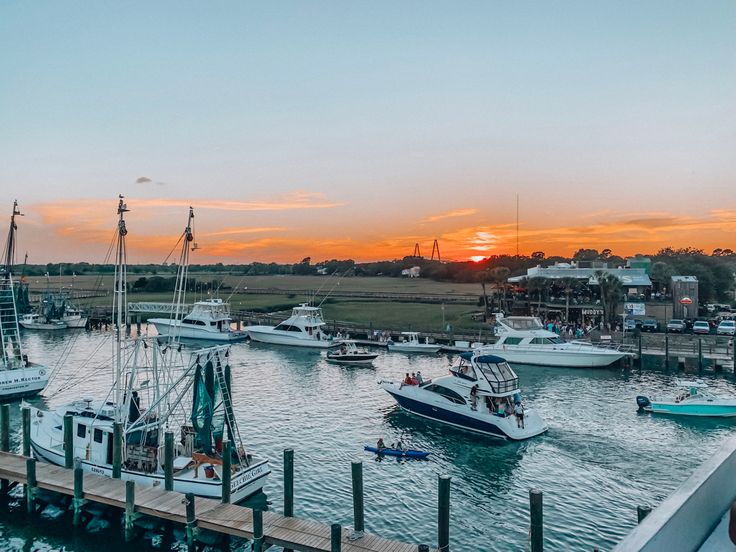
[503,318,544,331]
[477,361,519,394]
[93,428,104,443]
[548,336,565,344]
[530,337,546,345]
[288,326,303,332]
[424,384,466,405]
[503,337,523,345]
[77,423,86,438]
[183,319,195,325]
[275,324,291,331]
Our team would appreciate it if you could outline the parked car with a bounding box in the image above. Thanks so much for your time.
[641,319,659,332]
[666,319,686,333]
[717,320,736,336]
[624,319,640,331]
[692,320,711,335]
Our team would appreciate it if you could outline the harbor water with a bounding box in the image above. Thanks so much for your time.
[2,328,736,551]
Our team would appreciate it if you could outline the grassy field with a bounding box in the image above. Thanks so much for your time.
[29,274,488,333]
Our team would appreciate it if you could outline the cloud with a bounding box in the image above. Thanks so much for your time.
[202,227,288,237]
[136,176,152,184]
[422,208,478,223]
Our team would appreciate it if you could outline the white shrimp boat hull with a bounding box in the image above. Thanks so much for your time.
[151,318,248,342]
[19,320,66,330]
[0,365,49,400]
[247,326,339,349]
[62,316,88,329]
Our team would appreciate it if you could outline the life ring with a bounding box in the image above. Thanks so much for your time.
[39,369,47,377]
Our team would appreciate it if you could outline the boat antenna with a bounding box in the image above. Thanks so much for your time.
[113,195,130,417]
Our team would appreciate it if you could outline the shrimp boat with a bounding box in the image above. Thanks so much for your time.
[28,199,270,501]
[1,201,50,400]
[19,312,66,330]
[379,352,547,440]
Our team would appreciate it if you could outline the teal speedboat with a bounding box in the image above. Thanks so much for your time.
[637,380,736,417]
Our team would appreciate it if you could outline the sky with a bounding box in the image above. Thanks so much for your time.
[1,1,735,264]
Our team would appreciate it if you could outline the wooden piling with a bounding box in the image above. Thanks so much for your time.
[351,460,365,534]
[164,430,174,491]
[284,448,294,552]
[63,413,74,469]
[73,458,85,526]
[252,508,264,552]
[331,523,342,552]
[124,480,136,542]
[438,475,451,552]
[698,338,703,371]
[26,457,37,514]
[221,439,231,504]
[418,546,430,552]
[637,505,652,523]
[1,404,9,493]
[185,492,196,552]
[664,335,669,368]
[22,406,31,457]
[530,489,543,552]
[112,421,122,479]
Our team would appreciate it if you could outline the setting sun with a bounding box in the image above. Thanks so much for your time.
[470,256,487,263]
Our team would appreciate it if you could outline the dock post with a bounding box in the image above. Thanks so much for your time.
[665,335,669,368]
[637,333,642,367]
[164,430,174,491]
[73,458,85,526]
[185,492,197,552]
[351,460,364,536]
[221,439,231,503]
[22,405,31,457]
[530,489,543,552]
[124,480,136,542]
[698,338,703,371]
[418,546,430,552]
[331,523,342,552]
[64,413,74,469]
[112,421,122,479]
[438,474,451,552]
[283,448,294,552]
[637,505,651,523]
[252,508,264,552]
[1,404,9,493]
[26,457,37,514]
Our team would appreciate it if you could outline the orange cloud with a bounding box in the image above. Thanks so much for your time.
[422,208,478,223]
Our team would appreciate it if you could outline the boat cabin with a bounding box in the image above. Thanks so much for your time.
[451,353,520,395]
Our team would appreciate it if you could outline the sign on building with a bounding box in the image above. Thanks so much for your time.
[624,302,646,316]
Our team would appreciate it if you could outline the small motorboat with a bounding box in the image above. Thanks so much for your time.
[387,332,441,354]
[363,445,430,459]
[637,379,736,417]
[326,341,378,365]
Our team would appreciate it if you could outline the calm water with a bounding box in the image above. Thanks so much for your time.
[2,328,736,551]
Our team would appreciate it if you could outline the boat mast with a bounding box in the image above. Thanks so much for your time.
[114,196,129,416]
[2,200,22,279]
[167,207,195,345]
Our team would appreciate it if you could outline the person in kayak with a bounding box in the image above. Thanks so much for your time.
[377,438,386,450]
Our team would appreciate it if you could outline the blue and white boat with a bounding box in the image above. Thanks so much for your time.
[637,380,736,417]
[379,352,547,440]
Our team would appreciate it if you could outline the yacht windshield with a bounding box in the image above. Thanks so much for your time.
[502,317,544,331]
[476,358,519,394]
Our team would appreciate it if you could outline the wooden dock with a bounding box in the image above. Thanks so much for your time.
[0,450,421,552]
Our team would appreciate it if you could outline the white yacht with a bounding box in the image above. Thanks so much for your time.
[1,201,50,399]
[150,299,248,342]
[387,332,441,354]
[379,352,547,440]
[28,199,270,502]
[19,312,66,330]
[482,316,629,368]
[246,304,339,349]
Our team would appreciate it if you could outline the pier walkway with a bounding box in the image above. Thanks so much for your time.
[0,451,420,552]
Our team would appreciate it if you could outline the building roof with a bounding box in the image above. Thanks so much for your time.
[671,275,698,282]
[508,263,652,286]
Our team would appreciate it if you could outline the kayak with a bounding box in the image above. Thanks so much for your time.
[364,445,430,459]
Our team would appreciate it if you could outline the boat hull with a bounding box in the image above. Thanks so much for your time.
[0,365,48,400]
[480,346,625,368]
[150,318,248,342]
[645,402,736,417]
[62,317,88,329]
[20,321,66,330]
[247,326,339,349]
[387,344,441,354]
[381,383,547,440]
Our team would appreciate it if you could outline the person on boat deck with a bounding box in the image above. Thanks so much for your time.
[503,400,514,418]
[377,438,386,450]
[403,373,412,385]
[514,401,525,429]
[410,372,419,385]
[470,384,478,410]
[415,371,424,384]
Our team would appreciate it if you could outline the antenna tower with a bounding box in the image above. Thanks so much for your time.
[431,239,441,261]
[412,243,422,258]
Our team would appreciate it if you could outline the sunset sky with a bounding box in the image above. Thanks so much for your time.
[1,1,735,264]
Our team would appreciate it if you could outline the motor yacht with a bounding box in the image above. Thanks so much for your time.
[150,299,248,342]
[482,315,629,368]
[637,380,736,417]
[326,341,378,365]
[379,352,547,440]
[387,332,441,354]
[246,304,339,349]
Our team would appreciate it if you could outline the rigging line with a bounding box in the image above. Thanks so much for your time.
[45,334,111,390]
[316,269,349,308]
[162,232,185,266]
[224,275,246,304]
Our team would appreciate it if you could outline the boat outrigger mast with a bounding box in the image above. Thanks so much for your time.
[114,195,129,418]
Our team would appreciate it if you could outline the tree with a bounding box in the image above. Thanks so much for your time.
[594,271,623,323]
[489,266,511,313]
[650,261,674,294]
[558,276,581,322]
[573,248,600,261]
[531,251,545,261]
[526,276,548,314]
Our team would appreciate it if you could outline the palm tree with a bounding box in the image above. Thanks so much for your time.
[651,261,673,295]
[594,270,624,324]
[558,276,581,322]
[489,267,511,313]
[526,276,548,315]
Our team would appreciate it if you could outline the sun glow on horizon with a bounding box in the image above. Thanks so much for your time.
[469,256,487,263]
